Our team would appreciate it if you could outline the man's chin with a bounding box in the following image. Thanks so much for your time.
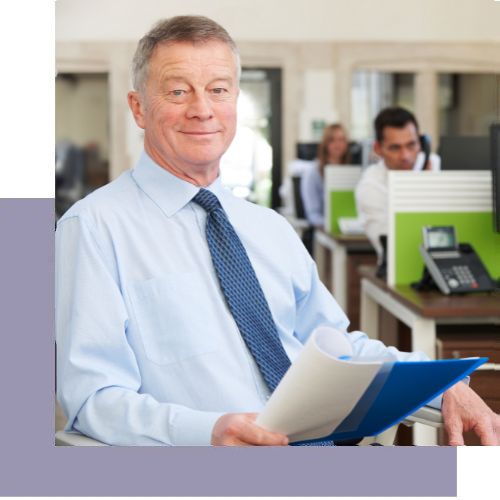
[187,155,223,169]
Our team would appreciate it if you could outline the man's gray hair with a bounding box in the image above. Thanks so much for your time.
[132,15,241,92]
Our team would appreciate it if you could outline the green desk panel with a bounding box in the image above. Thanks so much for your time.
[394,212,500,285]
[329,191,357,235]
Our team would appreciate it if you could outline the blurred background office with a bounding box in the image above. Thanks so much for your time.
[55,0,500,444]
[56,0,500,217]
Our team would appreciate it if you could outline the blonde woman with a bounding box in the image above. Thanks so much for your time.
[300,124,351,227]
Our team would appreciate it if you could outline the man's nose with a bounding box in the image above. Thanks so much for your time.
[401,147,413,161]
[186,92,213,120]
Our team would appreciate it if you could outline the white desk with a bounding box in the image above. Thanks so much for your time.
[314,230,374,312]
[361,278,438,359]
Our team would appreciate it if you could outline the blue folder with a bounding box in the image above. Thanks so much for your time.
[292,356,487,445]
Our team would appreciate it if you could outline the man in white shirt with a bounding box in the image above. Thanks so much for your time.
[56,18,499,446]
[356,107,440,261]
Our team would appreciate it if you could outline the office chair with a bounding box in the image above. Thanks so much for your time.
[290,175,315,256]
[291,175,306,220]
[55,406,443,446]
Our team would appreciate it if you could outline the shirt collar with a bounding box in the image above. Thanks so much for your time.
[131,151,230,217]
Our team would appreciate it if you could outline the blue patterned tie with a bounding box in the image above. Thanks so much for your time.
[192,188,291,391]
[193,188,338,446]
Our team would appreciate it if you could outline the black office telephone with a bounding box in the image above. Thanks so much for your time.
[418,226,496,294]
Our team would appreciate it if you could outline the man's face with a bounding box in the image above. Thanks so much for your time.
[128,40,239,183]
[374,123,421,171]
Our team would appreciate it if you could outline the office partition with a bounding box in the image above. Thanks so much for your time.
[324,165,362,235]
[387,170,500,286]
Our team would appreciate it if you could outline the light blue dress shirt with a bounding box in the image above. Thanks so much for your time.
[56,152,434,446]
[300,161,324,226]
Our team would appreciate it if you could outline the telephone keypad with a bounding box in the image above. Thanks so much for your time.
[443,265,478,289]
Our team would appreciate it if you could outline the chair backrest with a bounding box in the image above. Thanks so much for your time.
[291,175,306,219]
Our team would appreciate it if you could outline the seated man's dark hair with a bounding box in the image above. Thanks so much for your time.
[374,106,419,142]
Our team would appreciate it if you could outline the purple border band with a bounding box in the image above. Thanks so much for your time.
[0,199,456,496]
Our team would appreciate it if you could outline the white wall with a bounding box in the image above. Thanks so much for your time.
[300,70,338,141]
[56,0,500,43]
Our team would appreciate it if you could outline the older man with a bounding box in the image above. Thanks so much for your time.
[56,16,499,446]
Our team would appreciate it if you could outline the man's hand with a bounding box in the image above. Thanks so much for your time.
[442,382,499,445]
[211,413,289,446]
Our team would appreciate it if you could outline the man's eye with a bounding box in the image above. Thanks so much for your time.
[212,88,227,95]
[171,90,186,96]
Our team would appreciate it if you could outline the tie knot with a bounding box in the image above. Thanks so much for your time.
[192,189,221,213]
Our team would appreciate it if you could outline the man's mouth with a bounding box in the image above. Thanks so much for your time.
[180,131,219,135]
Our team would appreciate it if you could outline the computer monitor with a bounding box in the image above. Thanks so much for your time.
[296,142,319,161]
[347,141,363,165]
[439,136,490,170]
[295,141,363,164]
[491,124,500,233]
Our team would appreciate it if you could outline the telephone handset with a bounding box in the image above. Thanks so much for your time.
[419,134,431,170]
[419,226,496,294]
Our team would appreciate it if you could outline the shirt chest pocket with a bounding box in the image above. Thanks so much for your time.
[127,273,218,366]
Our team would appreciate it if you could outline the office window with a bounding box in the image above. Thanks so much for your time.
[351,71,415,140]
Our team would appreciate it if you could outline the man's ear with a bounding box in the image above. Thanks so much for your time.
[373,140,383,157]
[128,91,146,129]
